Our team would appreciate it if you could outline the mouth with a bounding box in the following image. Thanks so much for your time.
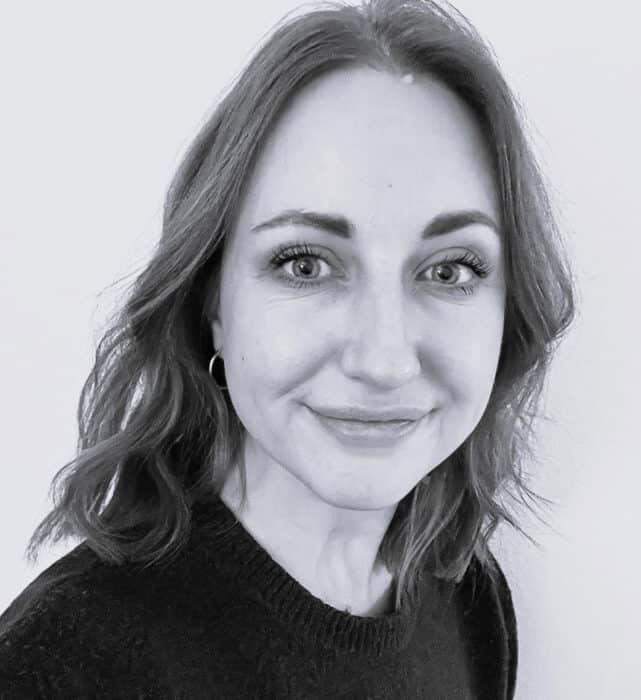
[306,406,423,448]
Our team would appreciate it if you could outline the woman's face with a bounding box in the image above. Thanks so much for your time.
[211,66,505,510]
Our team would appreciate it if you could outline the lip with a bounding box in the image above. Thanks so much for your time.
[306,406,423,449]
[309,404,428,422]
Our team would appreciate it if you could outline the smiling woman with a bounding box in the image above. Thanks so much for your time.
[212,66,509,601]
[0,1,576,699]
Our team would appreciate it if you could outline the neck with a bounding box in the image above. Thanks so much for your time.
[219,444,398,616]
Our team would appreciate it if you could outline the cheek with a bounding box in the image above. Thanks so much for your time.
[433,304,504,416]
[225,297,324,394]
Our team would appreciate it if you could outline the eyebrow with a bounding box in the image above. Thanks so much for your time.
[250,208,500,239]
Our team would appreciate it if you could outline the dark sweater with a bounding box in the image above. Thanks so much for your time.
[0,496,517,699]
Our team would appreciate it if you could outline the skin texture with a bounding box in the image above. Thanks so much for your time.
[210,66,506,615]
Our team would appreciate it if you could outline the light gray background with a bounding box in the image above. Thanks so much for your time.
[1,2,639,698]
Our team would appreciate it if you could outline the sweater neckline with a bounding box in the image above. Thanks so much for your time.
[191,495,425,655]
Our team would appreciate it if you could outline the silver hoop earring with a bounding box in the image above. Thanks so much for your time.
[208,350,228,391]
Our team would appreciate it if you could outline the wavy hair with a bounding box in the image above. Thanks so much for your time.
[27,0,577,610]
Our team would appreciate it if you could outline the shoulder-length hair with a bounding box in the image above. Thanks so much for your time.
[27,0,576,610]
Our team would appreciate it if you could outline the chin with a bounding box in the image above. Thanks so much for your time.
[317,489,401,513]
[298,467,411,512]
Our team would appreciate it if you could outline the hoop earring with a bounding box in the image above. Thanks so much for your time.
[208,350,228,391]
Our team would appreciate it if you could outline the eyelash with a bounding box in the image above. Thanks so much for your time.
[268,242,493,296]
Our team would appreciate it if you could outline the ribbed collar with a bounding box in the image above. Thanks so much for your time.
[191,495,426,656]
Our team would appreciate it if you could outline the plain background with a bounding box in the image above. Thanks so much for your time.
[1,1,639,698]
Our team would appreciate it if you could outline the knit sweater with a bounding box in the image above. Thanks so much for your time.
[0,496,517,699]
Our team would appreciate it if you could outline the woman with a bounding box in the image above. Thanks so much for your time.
[0,0,575,698]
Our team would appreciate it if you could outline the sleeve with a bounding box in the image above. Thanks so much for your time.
[489,554,518,700]
[459,552,518,700]
[0,576,152,699]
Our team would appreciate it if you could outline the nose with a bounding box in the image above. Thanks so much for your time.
[340,280,421,389]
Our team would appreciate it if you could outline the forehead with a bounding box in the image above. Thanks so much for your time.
[236,66,497,235]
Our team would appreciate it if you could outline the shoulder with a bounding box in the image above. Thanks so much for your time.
[0,543,158,698]
[0,527,238,698]
[456,551,518,700]
[461,550,517,634]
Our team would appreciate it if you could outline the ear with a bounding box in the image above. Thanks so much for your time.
[211,316,223,353]
[205,284,224,352]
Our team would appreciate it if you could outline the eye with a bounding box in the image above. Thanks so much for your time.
[268,243,335,288]
[420,251,493,295]
[282,254,331,281]
[424,261,475,285]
